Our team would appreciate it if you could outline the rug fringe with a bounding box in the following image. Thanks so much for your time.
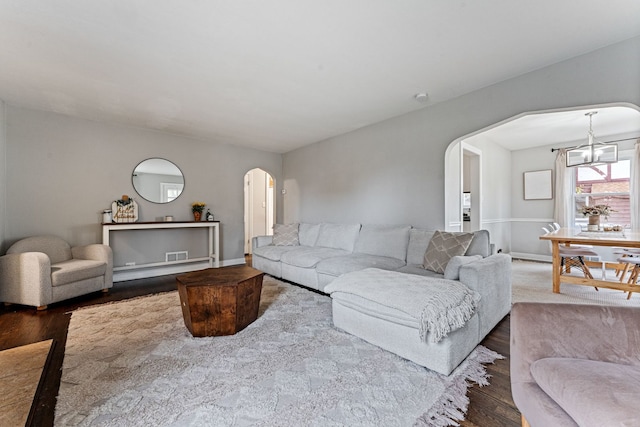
[414,345,504,427]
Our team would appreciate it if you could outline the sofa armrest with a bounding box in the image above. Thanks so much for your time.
[511,302,640,386]
[458,253,511,300]
[72,244,114,287]
[0,252,53,306]
[458,253,512,337]
[252,235,273,250]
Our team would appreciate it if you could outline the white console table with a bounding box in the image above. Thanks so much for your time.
[102,221,220,279]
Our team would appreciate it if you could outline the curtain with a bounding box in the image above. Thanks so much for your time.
[553,149,573,227]
[631,139,640,230]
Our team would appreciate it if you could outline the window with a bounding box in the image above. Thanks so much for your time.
[161,183,184,203]
[573,154,631,227]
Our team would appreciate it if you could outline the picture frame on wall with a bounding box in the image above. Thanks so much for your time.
[523,169,553,200]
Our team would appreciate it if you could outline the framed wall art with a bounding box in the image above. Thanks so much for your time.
[523,169,553,200]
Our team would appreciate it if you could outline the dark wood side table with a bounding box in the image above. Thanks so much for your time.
[176,266,265,337]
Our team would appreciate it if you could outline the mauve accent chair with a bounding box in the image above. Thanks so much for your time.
[0,235,113,310]
[510,302,640,427]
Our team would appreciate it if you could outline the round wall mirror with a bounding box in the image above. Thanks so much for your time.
[132,158,185,203]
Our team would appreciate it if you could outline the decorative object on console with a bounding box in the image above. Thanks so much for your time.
[205,209,214,221]
[191,201,206,221]
[102,209,112,223]
[111,195,138,223]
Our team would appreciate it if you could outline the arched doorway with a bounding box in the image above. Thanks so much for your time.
[444,102,640,258]
[244,168,275,254]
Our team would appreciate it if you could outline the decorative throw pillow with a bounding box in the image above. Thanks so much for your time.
[272,223,300,246]
[423,231,474,274]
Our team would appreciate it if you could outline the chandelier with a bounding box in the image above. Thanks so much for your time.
[565,111,618,167]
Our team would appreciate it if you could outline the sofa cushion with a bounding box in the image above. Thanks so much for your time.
[280,247,350,268]
[272,223,300,246]
[354,224,411,261]
[252,245,299,261]
[531,357,640,427]
[406,229,436,266]
[396,265,444,278]
[51,259,107,287]
[329,292,420,328]
[443,255,482,280]
[315,223,361,252]
[316,253,405,277]
[466,230,491,257]
[299,223,321,247]
[423,231,474,274]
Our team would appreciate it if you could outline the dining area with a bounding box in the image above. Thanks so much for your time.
[539,225,640,297]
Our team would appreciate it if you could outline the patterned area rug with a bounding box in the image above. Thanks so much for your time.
[512,259,640,306]
[56,277,501,426]
[0,339,53,426]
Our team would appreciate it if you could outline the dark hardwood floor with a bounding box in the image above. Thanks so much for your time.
[0,266,520,427]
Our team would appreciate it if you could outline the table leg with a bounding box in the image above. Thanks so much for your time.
[552,241,561,293]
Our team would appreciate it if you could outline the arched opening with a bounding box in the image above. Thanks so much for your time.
[244,168,276,254]
[444,102,640,259]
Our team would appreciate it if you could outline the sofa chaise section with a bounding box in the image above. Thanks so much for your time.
[327,252,511,375]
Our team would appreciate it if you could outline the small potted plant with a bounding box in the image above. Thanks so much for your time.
[581,204,614,231]
[191,202,206,221]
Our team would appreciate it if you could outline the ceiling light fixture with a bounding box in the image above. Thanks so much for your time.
[565,111,618,167]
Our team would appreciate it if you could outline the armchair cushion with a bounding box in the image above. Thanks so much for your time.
[531,357,640,427]
[51,260,108,287]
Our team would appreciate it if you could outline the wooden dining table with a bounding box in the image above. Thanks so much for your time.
[540,228,640,293]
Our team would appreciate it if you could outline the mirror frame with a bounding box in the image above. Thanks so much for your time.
[132,158,185,204]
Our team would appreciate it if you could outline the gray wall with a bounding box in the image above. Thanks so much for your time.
[462,137,512,253]
[0,100,6,253]
[282,36,640,243]
[4,106,283,264]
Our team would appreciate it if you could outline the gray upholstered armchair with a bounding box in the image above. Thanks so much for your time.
[0,235,113,310]
[511,302,640,427]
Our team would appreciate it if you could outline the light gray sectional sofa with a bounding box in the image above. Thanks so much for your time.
[252,223,512,375]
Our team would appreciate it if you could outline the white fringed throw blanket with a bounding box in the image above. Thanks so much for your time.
[325,268,480,343]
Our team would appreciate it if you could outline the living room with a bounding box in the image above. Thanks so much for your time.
[1,2,640,426]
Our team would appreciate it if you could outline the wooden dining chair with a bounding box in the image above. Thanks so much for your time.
[542,227,599,288]
[617,255,640,299]
[613,248,640,282]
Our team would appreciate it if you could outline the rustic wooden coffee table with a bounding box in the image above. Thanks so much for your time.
[176,266,265,337]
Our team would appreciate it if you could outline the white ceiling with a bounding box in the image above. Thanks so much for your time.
[1,1,640,154]
[468,105,640,151]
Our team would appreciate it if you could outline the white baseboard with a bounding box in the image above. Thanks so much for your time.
[509,252,552,263]
[113,257,247,282]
